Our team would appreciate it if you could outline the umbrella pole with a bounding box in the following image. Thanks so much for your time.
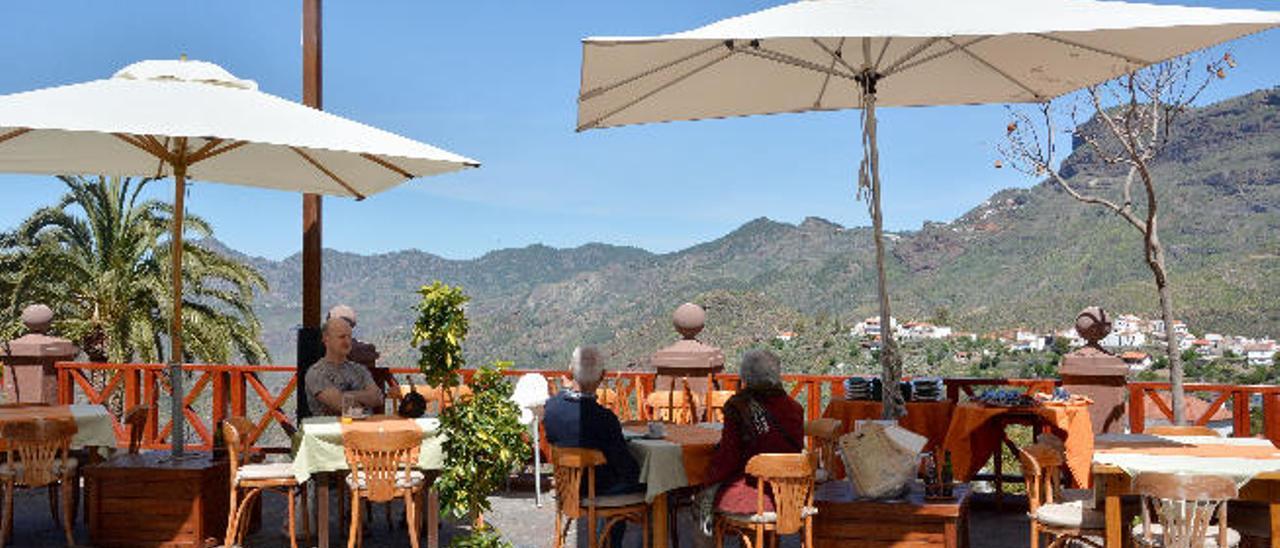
[857,74,906,420]
[169,160,187,458]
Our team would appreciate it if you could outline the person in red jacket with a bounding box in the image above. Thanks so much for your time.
[704,349,805,516]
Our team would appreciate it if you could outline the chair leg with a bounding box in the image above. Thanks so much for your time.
[236,489,263,547]
[225,487,240,548]
[1031,521,1040,548]
[61,479,74,547]
[1,480,12,548]
[300,484,312,543]
[755,524,764,548]
[287,486,298,548]
[713,518,723,548]
[404,492,420,548]
[347,491,361,548]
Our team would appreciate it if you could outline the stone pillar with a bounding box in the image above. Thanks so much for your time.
[1,304,79,404]
[1059,307,1130,435]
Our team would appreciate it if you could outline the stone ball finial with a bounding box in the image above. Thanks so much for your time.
[21,304,54,334]
[673,303,705,340]
[1075,306,1111,345]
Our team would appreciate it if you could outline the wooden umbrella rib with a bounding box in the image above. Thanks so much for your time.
[189,140,247,164]
[113,133,170,162]
[360,153,414,179]
[290,146,366,200]
[187,138,225,163]
[0,127,32,146]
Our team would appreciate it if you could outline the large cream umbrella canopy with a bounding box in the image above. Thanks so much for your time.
[0,59,479,455]
[577,0,1280,418]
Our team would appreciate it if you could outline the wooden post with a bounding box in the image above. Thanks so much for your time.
[1128,384,1145,433]
[298,0,324,420]
[1232,390,1250,437]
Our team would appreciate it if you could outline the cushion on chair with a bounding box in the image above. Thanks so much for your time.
[0,458,78,481]
[345,469,425,490]
[721,507,818,524]
[1035,501,1106,529]
[1130,523,1241,547]
[582,491,646,508]
[235,462,296,482]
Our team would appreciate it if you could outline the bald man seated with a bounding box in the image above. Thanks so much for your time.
[305,317,385,416]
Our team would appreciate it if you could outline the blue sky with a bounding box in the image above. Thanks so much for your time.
[1,1,1277,260]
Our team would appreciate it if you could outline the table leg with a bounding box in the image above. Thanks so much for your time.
[1270,501,1279,548]
[1105,490,1121,548]
[651,493,669,548]
[428,487,440,548]
[318,473,330,548]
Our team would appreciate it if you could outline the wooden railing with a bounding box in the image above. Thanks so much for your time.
[54,362,1280,451]
[1127,381,1280,442]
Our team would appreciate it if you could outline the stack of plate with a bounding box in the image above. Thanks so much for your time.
[843,377,880,401]
[910,378,945,402]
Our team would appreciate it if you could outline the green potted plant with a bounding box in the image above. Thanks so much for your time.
[412,282,529,547]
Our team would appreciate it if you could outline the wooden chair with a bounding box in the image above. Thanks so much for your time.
[707,390,735,423]
[0,417,78,547]
[123,404,150,454]
[223,417,309,548]
[803,418,842,482]
[1018,443,1104,548]
[341,425,427,548]
[550,446,649,548]
[1146,425,1222,437]
[1132,472,1241,547]
[646,390,700,424]
[714,452,817,548]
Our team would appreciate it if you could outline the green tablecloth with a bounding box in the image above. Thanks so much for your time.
[293,416,445,483]
[628,435,689,503]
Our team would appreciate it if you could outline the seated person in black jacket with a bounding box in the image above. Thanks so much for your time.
[543,345,644,502]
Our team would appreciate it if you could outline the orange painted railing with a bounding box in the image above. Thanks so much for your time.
[54,362,1280,451]
[1127,381,1280,443]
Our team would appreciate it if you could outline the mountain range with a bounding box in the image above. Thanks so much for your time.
[220,87,1280,371]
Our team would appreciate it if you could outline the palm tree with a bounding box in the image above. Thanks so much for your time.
[0,175,270,364]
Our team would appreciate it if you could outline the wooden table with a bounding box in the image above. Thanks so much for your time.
[624,422,720,548]
[942,402,1094,493]
[1092,434,1280,548]
[0,403,116,450]
[83,451,229,548]
[813,481,970,547]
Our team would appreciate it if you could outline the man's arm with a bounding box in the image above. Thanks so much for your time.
[352,384,385,409]
[313,387,345,415]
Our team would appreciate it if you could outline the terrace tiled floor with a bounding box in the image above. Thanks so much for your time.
[4,482,1032,547]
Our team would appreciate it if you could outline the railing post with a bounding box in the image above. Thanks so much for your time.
[1232,390,1250,437]
[1128,384,1145,433]
[211,367,227,431]
[124,366,140,414]
[143,368,159,446]
[1264,393,1280,446]
[945,379,961,403]
[807,380,821,421]
[231,369,247,418]
[56,362,71,405]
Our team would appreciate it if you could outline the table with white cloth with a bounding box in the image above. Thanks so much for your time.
[295,416,446,548]
[0,403,116,451]
[1092,433,1280,548]
[624,422,721,548]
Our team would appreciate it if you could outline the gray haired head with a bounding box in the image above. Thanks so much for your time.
[570,346,605,386]
[739,349,782,389]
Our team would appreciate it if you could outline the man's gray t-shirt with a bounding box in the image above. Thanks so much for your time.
[305,359,379,416]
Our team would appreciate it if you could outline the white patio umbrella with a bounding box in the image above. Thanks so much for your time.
[0,59,479,456]
[577,0,1280,419]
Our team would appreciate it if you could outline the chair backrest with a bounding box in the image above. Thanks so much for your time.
[342,427,424,502]
[804,418,843,478]
[399,384,473,415]
[550,446,607,519]
[1,418,75,487]
[707,390,735,423]
[645,389,700,424]
[123,405,150,454]
[744,452,816,535]
[1016,443,1065,516]
[1146,425,1221,437]
[221,416,257,482]
[595,375,638,421]
[1133,472,1237,548]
